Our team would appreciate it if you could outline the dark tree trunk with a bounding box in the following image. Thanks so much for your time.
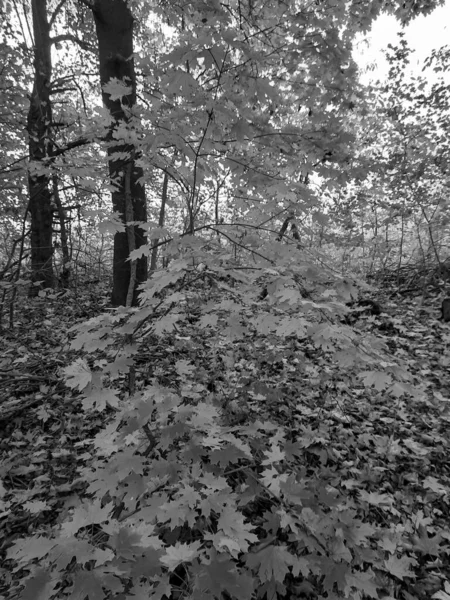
[93,0,147,307]
[27,0,54,292]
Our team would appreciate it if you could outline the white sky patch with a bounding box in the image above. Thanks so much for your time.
[355,1,450,84]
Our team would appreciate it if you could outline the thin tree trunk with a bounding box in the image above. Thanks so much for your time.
[27,0,54,293]
[125,161,136,307]
[150,170,169,273]
[52,174,71,287]
[93,0,147,306]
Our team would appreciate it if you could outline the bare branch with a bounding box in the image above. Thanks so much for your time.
[49,0,69,28]
[50,34,94,53]
[51,137,90,157]
[50,87,77,96]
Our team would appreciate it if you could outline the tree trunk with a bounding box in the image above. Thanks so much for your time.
[150,171,169,273]
[27,0,54,293]
[52,174,71,287]
[93,0,147,306]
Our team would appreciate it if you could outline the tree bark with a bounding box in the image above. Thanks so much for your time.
[93,0,147,306]
[27,0,54,292]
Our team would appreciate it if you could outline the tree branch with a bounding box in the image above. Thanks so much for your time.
[50,34,94,53]
[49,0,69,28]
[51,137,90,157]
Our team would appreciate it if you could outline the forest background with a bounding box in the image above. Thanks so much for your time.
[1,1,450,600]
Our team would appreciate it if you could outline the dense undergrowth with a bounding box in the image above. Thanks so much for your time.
[0,262,449,600]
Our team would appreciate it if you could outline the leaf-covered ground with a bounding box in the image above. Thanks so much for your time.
[0,285,449,600]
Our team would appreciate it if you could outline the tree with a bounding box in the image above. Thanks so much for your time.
[324,34,450,280]
[27,0,54,292]
[4,0,446,300]
[92,0,147,306]
[8,0,96,294]
[2,0,147,303]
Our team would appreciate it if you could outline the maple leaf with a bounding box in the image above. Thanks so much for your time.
[344,569,379,598]
[166,69,197,95]
[230,118,252,142]
[198,472,230,491]
[61,501,114,536]
[199,314,219,328]
[261,466,287,495]
[422,476,447,495]
[200,489,231,518]
[209,444,248,467]
[280,475,314,506]
[257,578,286,600]
[329,536,352,563]
[192,552,254,600]
[403,438,430,456]
[108,526,148,560]
[6,536,56,567]
[22,500,49,514]
[18,568,58,600]
[413,529,442,556]
[323,563,351,594]
[383,555,417,580]
[97,211,125,234]
[204,532,242,557]
[64,358,92,391]
[224,315,248,339]
[245,545,298,584]
[175,359,195,376]
[217,506,258,552]
[160,541,202,569]
[359,371,392,391]
[82,387,120,412]
[128,244,151,260]
[120,547,164,581]
[250,314,278,334]
[159,485,201,528]
[359,490,395,510]
[128,579,172,600]
[153,314,183,334]
[341,520,376,547]
[276,287,303,305]
[103,354,135,378]
[103,77,132,101]
[262,444,285,465]
[70,570,106,600]
[48,536,114,570]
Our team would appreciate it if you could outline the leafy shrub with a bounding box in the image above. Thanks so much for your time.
[4,249,440,600]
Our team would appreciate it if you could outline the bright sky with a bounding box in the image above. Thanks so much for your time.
[355,0,450,84]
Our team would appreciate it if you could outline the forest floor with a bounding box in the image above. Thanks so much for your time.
[0,284,449,600]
